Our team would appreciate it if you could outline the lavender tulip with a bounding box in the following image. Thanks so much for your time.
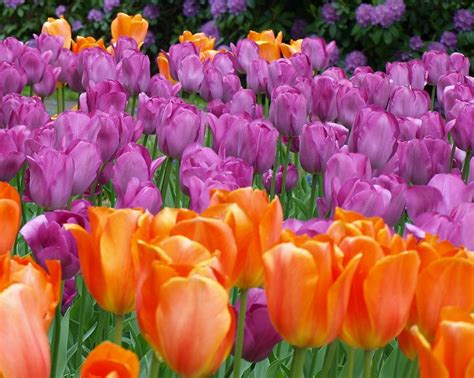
[350,71,391,108]
[167,42,198,80]
[230,38,260,73]
[451,103,474,151]
[247,58,269,95]
[311,75,338,122]
[269,85,307,136]
[418,111,446,140]
[322,66,347,80]
[79,47,117,89]
[289,53,312,79]
[35,33,64,63]
[449,52,470,76]
[112,36,139,62]
[117,50,150,96]
[242,118,278,173]
[267,59,297,94]
[136,93,167,135]
[443,83,474,120]
[57,49,84,92]
[386,60,426,90]
[233,288,282,362]
[178,54,204,93]
[263,164,298,194]
[422,50,449,85]
[115,178,162,214]
[53,111,93,149]
[0,62,27,96]
[0,93,49,130]
[227,89,262,119]
[213,52,236,76]
[436,72,465,107]
[371,174,407,225]
[33,65,61,98]
[66,140,102,195]
[199,65,224,102]
[220,157,253,188]
[283,218,332,236]
[335,83,367,128]
[79,80,128,114]
[301,37,330,71]
[18,47,47,85]
[0,125,30,181]
[387,86,430,118]
[147,74,182,99]
[222,74,242,102]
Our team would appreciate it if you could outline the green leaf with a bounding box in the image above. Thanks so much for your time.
[371,29,383,44]
[383,30,393,44]
[351,24,361,36]
[55,309,71,378]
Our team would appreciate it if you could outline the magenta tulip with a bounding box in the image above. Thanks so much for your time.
[79,80,128,114]
[263,164,299,194]
[147,73,182,99]
[350,71,391,108]
[116,50,150,96]
[269,85,307,136]
[0,93,49,130]
[311,75,339,122]
[387,86,430,118]
[115,178,162,214]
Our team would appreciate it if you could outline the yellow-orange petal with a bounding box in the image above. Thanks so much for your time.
[0,182,21,255]
[111,13,148,46]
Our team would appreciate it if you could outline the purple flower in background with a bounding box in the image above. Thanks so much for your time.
[209,0,227,17]
[104,0,120,13]
[386,0,405,19]
[144,31,155,48]
[183,0,199,17]
[322,3,339,24]
[290,19,307,39]
[72,20,83,32]
[428,41,447,53]
[55,5,66,17]
[3,0,24,9]
[87,9,104,22]
[345,50,367,72]
[143,4,160,19]
[454,9,474,32]
[409,35,423,50]
[440,31,457,49]
[227,0,246,15]
[356,4,374,27]
[200,20,220,39]
[373,4,394,28]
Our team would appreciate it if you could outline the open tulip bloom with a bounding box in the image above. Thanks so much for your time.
[0,11,473,378]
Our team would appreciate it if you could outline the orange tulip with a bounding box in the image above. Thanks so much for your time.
[41,17,72,49]
[280,39,302,58]
[202,188,283,288]
[66,207,143,314]
[136,237,235,378]
[247,30,283,62]
[263,236,360,347]
[111,13,148,46]
[0,182,21,255]
[179,31,215,52]
[411,308,474,378]
[339,235,420,350]
[157,52,174,82]
[200,49,220,62]
[81,341,139,378]
[72,36,106,54]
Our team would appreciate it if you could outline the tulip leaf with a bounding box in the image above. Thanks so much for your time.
[55,309,71,378]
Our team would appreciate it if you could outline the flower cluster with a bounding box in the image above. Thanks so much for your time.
[356,0,406,28]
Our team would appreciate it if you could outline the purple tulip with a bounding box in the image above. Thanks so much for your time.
[263,164,299,194]
[443,83,474,120]
[289,53,312,79]
[386,60,426,90]
[18,47,47,85]
[25,123,56,155]
[53,111,93,149]
[451,103,474,151]
[116,50,150,96]
[0,37,23,62]
[112,37,139,63]
[387,86,430,118]
[79,80,128,114]
[61,277,77,313]
[351,71,391,108]
[167,42,198,80]
[300,121,347,174]
[422,50,449,85]
[301,37,330,71]
[247,58,269,95]
[199,65,224,102]
[20,209,89,279]
[0,62,27,96]
[283,218,332,236]
[147,74,182,99]
[156,100,204,159]
[136,93,167,135]
[219,157,253,188]
[115,178,162,214]
[27,148,74,209]
[267,59,297,95]
[0,93,49,130]
[66,140,102,195]
[79,48,117,89]
[212,52,236,76]
[335,82,367,128]
[35,33,64,63]
[0,125,30,181]
[227,89,262,119]
[243,118,278,174]
[348,106,399,170]
[398,137,451,185]
[449,52,470,76]
[371,174,407,225]
[311,75,339,122]
[323,66,347,80]
[177,54,204,93]
[230,39,260,73]
[208,112,249,156]
[221,74,242,103]
[418,111,446,140]
[33,65,61,98]
[232,288,282,362]
[269,85,307,137]
[436,72,465,107]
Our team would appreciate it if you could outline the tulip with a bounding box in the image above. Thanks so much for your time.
[348,106,399,170]
[227,89,262,119]
[282,218,332,236]
[71,36,106,54]
[180,144,222,192]
[0,183,21,255]
[263,164,299,194]
[0,125,29,181]
[136,93,167,135]
[199,65,224,102]
[280,39,302,58]
[263,237,360,347]
[66,140,102,195]
[25,124,56,155]
[116,179,162,215]
[202,188,283,288]
[179,30,215,53]
[41,17,71,49]
[301,37,330,71]
[27,148,74,210]
[311,75,339,122]
[18,47,47,85]
[336,83,368,128]
[436,72,466,107]
[418,111,446,140]
[61,277,76,314]
[443,83,474,121]
[157,52,173,82]
[81,341,139,378]
[232,288,281,362]
[147,74,181,99]
[371,174,407,226]
[79,80,127,114]
[166,42,198,81]
[246,58,269,95]
[411,308,474,378]
[386,60,427,90]
[57,50,84,92]
[230,39,260,73]
[449,52,470,76]
[351,71,391,108]
[117,50,151,96]
[111,13,148,46]
[0,93,49,130]
[267,59,298,94]
[422,50,449,85]
[79,48,117,89]
[156,100,204,160]
[323,67,347,80]
[53,111,92,149]
[33,65,61,98]
[451,103,474,152]
[269,85,307,137]
[0,62,27,97]
[388,86,430,118]
[212,52,236,76]
[247,30,283,62]
[35,33,64,63]
[242,118,278,174]
[177,54,204,93]
[66,207,143,314]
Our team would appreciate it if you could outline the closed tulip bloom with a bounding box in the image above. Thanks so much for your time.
[0,93,49,130]
[263,237,360,347]
[270,85,307,137]
[41,17,71,49]
[79,48,117,89]
[0,62,27,97]
[111,13,149,46]
[230,39,260,73]
[247,30,283,62]
[267,59,298,94]
[116,179,162,215]
[443,83,474,121]
[436,72,466,107]
[53,111,92,149]
[227,89,261,119]
[386,60,426,90]
[349,106,399,170]
[166,42,198,81]
[449,52,470,76]
[178,54,204,93]
[336,83,368,128]
[71,36,106,54]
[388,86,430,118]
[0,125,29,181]
[371,174,407,226]
[417,111,447,140]
[79,80,128,114]
[66,207,143,314]
[199,65,224,102]
[242,118,278,174]
[35,33,64,63]
[301,37,330,71]
[422,50,449,85]
[27,148,74,210]
[117,50,150,96]
[311,75,339,122]
[247,58,269,95]
[233,288,282,362]
[411,309,474,378]
[111,37,139,62]
[202,188,283,288]
[147,74,181,99]
[81,341,139,378]
[18,47,47,85]
[0,183,21,255]
[351,71,391,108]
[66,140,102,195]
[136,93,167,135]
[263,164,299,194]
[34,65,61,98]
[451,103,474,151]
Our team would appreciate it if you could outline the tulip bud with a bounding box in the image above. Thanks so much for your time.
[0,62,27,97]
[449,52,470,76]
[42,17,71,49]
[33,65,61,98]
[227,89,261,119]
[311,75,338,122]
[269,85,307,137]
[136,93,167,135]
[147,73,182,98]
[388,86,430,118]
[301,37,330,71]
[0,93,49,130]
[178,54,204,93]
[199,65,223,102]
[0,125,30,181]
[246,58,269,95]
[167,42,198,80]
[117,50,150,96]
[35,33,64,63]
[66,140,102,196]
[267,59,297,94]
[351,71,391,108]
[116,178,162,215]
[79,80,128,114]
[112,36,139,62]
[336,83,367,128]
[111,13,149,46]
[263,164,298,194]
[231,38,260,73]
[78,48,117,89]
[18,47,47,85]
[422,50,449,85]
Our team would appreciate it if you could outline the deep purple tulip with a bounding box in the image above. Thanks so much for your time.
[263,164,298,194]
[300,121,347,174]
[0,62,27,96]
[451,103,474,151]
[78,47,117,89]
[449,52,470,76]
[66,140,102,195]
[232,288,282,362]
[53,111,92,149]
[117,50,150,96]
[62,277,77,313]
[387,86,430,118]
[267,59,298,95]
[147,74,182,99]
[33,65,61,98]
[371,174,407,225]
[422,50,449,85]
[227,89,262,119]
[335,83,367,128]
[178,54,204,93]
[156,99,204,159]
[242,118,278,174]
[167,42,198,80]
[311,75,339,122]
[18,47,47,85]
[269,85,307,137]
[0,125,30,181]
[136,93,167,135]
[230,39,260,73]
[398,137,451,185]
[115,178,162,214]
[0,93,49,130]
[351,71,391,108]
[301,37,330,71]
[0,37,24,62]
[79,80,128,114]
[348,106,399,170]
[35,33,64,63]
[25,123,56,155]
[247,58,269,95]
[20,209,89,279]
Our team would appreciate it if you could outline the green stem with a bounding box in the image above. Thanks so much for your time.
[152,135,158,160]
[29,85,33,97]
[308,348,319,378]
[270,135,281,200]
[284,191,292,218]
[289,347,307,378]
[50,281,64,378]
[363,350,375,378]
[149,353,160,378]
[175,161,181,208]
[317,172,324,198]
[346,347,355,378]
[449,142,456,170]
[280,136,292,204]
[95,310,109,346]
[160,157,173,204]
[321,342,338,377]
[232,289,248,378]
[113,314,124,345]
[74,277,87,368]
[264,96,269,118]
[462,149,472,182]
[61,85,65,113]
[309,173,318,218]
[143,134,149,148]
[56,87,61,115]
[130,95,137,116]
[430,85,436,111]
